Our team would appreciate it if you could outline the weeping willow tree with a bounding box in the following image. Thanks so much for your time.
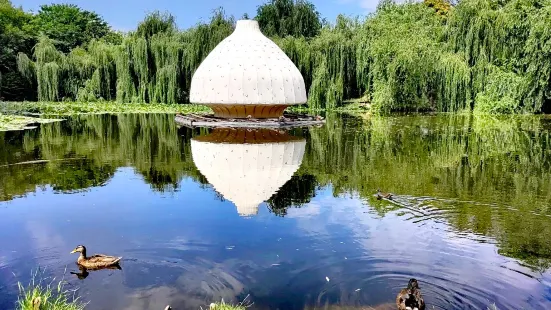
[15,10,233,104]
[274,14,360,109]
[16,36,64,101]
[355,1,447,112]
[182,8,234,76]
[13,0,551,113]
[75,40,117,101]
[114,42,136,103]
[524,3,551,112]
[446,0,551,113]
[150,33,183,104]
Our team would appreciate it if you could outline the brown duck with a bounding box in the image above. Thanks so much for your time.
[376,189,393,200]
[70,245,122,269]
[396,279,425,310]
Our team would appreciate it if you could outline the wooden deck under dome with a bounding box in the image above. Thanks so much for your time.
[175,112,325,129]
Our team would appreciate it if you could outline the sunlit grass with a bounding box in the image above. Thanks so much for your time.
[205,296,251,310]
[207,303,247,310]
[1,101,363,118]
[16,269,86,310]
[0,101,211,116]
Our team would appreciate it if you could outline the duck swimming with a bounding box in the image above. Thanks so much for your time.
[396,278,425,310]
[376,189,393,200]
[70,245,122,269]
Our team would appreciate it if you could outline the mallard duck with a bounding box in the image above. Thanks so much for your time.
[376,189,393,200]
[70,245,122,269]
[396,278,425,310]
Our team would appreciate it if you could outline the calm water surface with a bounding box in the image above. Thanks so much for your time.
[1,114,551,310]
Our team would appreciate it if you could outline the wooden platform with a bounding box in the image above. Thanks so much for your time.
[175,113,325,129]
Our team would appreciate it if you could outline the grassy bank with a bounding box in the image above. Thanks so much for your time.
[208,301,247,310]
[0,101,210,116]
[0,101,366,117]
[15,274,245,310]
[17,273,85,310]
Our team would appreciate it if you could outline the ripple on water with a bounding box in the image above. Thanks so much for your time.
[271,193,550,309]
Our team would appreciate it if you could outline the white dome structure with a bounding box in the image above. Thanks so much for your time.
[190,20,307,119]
[191,128,306,217]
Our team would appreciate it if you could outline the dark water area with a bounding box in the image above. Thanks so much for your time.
[1,113,551,310]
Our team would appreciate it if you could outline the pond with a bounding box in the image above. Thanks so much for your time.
[1,113,551,310]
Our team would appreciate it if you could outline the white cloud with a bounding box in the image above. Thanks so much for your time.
[336,0,381,11]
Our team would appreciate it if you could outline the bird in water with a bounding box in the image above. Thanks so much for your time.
[376,189,393,200]
[396,278,425,310]
[70,245,122,269]
[164,306,172,310]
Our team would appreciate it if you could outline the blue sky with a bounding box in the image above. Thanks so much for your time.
[13,0,379,31]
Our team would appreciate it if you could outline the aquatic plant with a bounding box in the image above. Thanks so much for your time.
[0,101,209,116]
[16,269,86,310]
[206,296,251,310]
[0,113,60,131]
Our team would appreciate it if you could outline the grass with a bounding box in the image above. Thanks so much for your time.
[0,113,62,131]
[0,101,368,118]
[13,270,501,310]
[0,101,210,116]
[289,100,370,114]
[206,298,250,310]
[16,269,86,310]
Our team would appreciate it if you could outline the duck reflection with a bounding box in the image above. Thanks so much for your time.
[70,264,122,280]
[191,128,306,217]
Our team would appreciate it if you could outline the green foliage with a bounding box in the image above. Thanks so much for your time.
[135,11,176,39]
[0,0,35,100]
[424,0,452,16]
[16,270,86,310]
[31,4,111,52]
[474,66,528,114]
[356,2,445,112]
[7,0,551,113]
[0,101,209,115]
[209,301,247,310]
[256,0,322,38]
[524,3,551,112]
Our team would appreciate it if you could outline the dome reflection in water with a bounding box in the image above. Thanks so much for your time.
[0,114,550,310]
[191,128,306,217]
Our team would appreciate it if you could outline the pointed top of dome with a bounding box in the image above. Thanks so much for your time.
[189,19,307,119]
[234,19,260,31]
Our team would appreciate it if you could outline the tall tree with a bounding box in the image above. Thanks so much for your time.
[31,4,111,53]
[135,11,176,39]
[0,0,35,100]
[256,0,321,38]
